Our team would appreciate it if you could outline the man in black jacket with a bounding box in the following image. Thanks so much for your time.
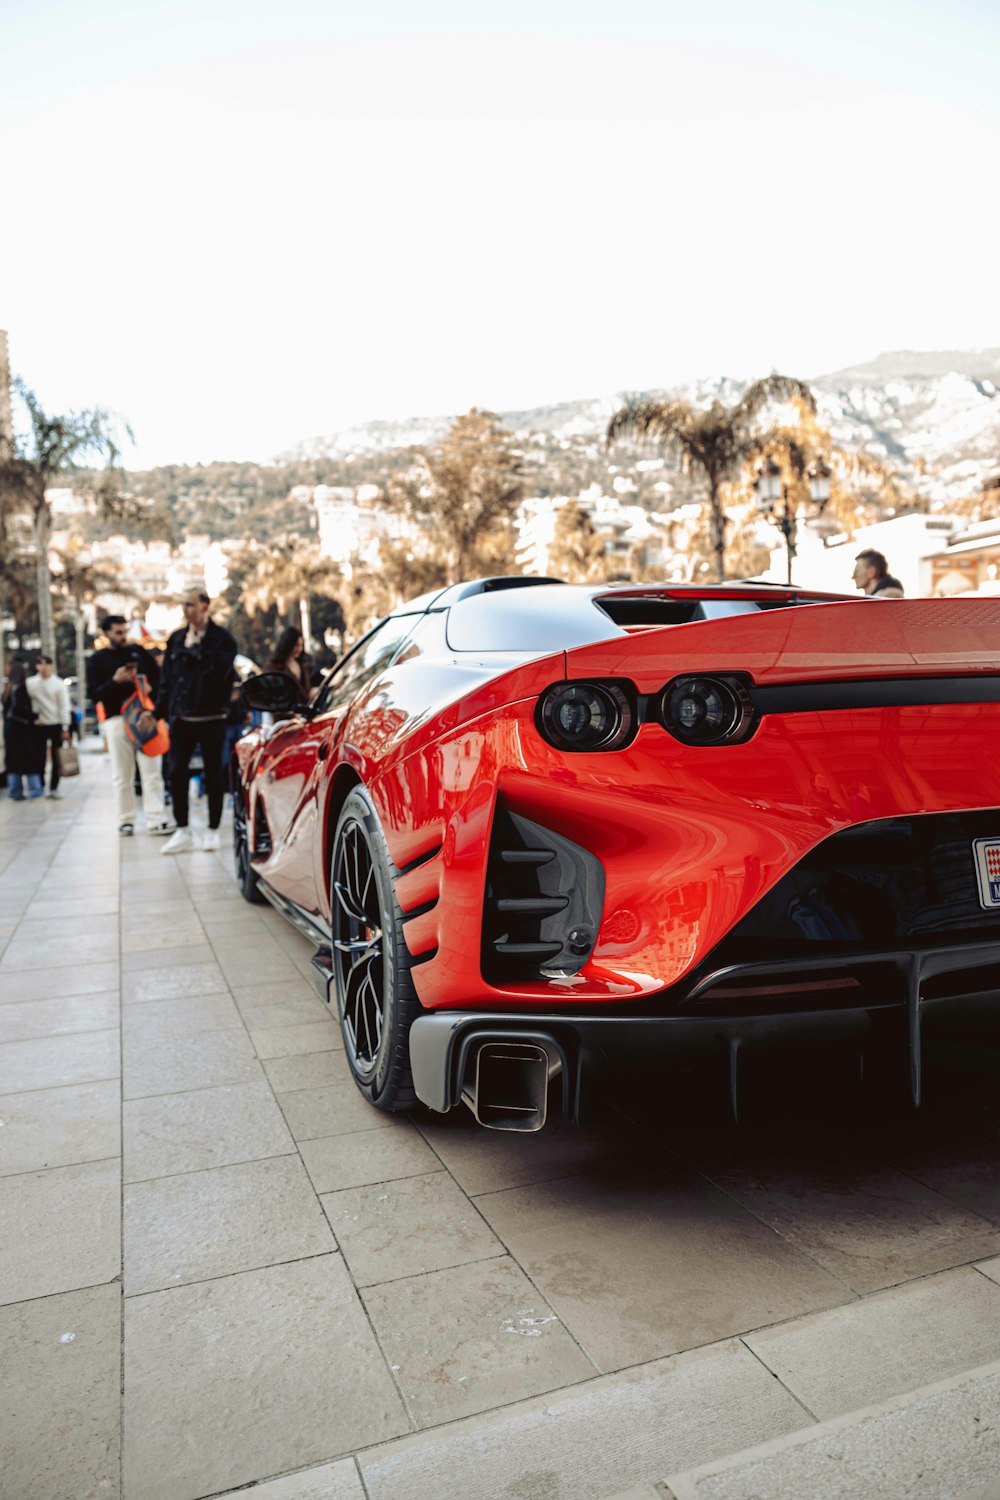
[152,589,237,854]
[86,615,173,836]
[852,549,905,598]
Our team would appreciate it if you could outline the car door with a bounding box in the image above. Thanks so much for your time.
[259,617,420,919]
[251,707,327,914]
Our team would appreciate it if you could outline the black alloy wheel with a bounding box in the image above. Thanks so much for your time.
[233,782,265,904]
[331,786,419,1110]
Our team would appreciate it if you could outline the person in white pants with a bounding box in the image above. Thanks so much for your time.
[104,713,168,832]
[86,614,174,837]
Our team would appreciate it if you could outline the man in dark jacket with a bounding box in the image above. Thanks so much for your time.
[87,616,172,835]
[852,549,905,598]
[153,588,237,854]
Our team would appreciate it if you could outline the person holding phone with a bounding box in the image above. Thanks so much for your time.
[86,615,174,836]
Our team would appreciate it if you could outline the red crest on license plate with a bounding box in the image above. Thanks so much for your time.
[973,838,1000,910]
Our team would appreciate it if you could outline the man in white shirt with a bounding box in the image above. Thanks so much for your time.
[27,656,71,800]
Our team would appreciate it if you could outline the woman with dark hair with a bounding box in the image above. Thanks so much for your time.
[266,626,312,704]
[2,661,45,800]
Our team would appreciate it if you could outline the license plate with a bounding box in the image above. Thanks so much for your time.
[972,838,1000,910]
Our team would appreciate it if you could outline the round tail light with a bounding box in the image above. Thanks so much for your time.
[537,681,634,752]
[661,676,753,745]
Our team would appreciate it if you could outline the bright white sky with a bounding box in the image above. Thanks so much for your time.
[2,0,998,467]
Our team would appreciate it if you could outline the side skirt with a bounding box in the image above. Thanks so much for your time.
[257,879,334,1004]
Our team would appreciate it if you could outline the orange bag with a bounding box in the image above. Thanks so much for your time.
[122,676,170,758]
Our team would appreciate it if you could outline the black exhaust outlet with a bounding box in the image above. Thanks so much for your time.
[458,1031,571,1132]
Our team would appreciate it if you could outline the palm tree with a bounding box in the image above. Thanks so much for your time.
[238,534,343,652]
[607,376,817,580]
[0,380,129,656]
[548,500,609,582]
[387,409,524,584]
[50,543,118,699]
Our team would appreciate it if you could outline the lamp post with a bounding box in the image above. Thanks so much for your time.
[755,460,832,585]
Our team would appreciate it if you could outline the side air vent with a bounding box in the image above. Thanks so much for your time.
[483,807,605,983]
[253,799,272,857]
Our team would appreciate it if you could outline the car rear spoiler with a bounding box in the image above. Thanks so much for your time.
[564,598,1000,686]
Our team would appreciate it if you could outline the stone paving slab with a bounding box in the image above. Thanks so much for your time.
[679,1143,1000,1292]
[0,1079,120,1176]
[123,1152,336,1293]
[320,1169,504,1285]
[0,1156,120,1305]
[357,1339,809,1500]
[744,1265,1000,1419]
[659,1360,1000,1500]
[0,1282,121,1500]
[124,1254,409,1500]
[123,1076,296,1180]
[361,1254,595,1426]
[474,1161,847,1372]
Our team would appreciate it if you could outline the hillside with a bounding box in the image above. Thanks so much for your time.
[109,349,1000,545]
[281,348,1000,504]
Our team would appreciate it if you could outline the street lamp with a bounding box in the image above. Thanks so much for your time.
[754,461,796,584]
[809,462,832,511]
[755,460,833,585]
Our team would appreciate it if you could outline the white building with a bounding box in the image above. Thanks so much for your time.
[516,489,675,578]
[761,512,961,597]
[314,484,418,572]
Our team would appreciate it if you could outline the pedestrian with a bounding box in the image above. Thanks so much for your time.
[222,680,252,780]
[86,615,173,836]
[27,655,71,799]
[151,588,237,855]
[265,626,312,705]
[2,661,45,800]
[852,549,905,598]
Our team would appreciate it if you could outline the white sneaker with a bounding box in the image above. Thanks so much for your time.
[201,828,221,851]
[148,817,176,836]
[161,827,194,855]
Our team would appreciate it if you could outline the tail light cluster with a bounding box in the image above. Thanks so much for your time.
[535,675,755,752]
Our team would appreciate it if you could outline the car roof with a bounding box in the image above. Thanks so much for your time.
[393,578,858,654]
[392,576,854,619]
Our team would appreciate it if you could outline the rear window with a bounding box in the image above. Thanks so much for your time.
[594,597,701,628]
[445,588,624,653]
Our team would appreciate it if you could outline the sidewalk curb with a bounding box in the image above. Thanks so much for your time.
[644,1357,1000,1499]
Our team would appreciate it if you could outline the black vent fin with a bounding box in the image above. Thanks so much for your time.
[482,807,605,984]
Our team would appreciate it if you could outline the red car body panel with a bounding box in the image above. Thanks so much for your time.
[234,589,1000,1021]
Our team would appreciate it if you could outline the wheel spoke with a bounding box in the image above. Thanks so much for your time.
[361,862,380,926]
[360,973,374,1058]
[338,946,380,994]
[350,827,363,912]
[365,967,383,1049]
[333,934,381,958]
[343,957,367,1041]
[334,879,367,924]
[332,815,387,1075]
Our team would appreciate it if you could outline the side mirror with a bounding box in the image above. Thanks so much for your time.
[241,672,301,714]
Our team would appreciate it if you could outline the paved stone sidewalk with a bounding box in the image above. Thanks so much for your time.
[3,752,1000,1500]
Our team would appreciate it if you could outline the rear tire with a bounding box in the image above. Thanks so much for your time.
[233,781,266,904]
[331,786,420,1111]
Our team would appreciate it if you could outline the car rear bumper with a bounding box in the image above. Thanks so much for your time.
[408,938,1000,1128]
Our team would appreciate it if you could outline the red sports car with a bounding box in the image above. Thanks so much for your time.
[236,578,1000,1130]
